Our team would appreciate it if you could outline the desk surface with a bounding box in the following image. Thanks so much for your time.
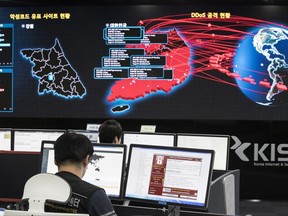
[3,209,89,216]
[113,204,240,216]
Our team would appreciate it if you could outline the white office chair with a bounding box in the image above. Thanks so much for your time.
[4,173,88,216]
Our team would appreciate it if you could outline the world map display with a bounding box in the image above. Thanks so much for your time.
[1,5,288,120]
[89,153,105,173]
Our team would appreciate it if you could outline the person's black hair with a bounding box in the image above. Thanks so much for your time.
[98,119,122,143]
[54,131,94,165]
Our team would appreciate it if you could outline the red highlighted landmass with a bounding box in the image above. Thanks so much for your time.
[107,29,191,102]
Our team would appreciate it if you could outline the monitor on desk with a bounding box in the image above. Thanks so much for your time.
[121,131,176,163]
[40,141,127,200]
[72,129,99,143]
[0,128,12,150]
[12,129,65,152]
[40,141,57,174]
[176,133,230,171]
[123,144,215,211]
[0,151,40,202]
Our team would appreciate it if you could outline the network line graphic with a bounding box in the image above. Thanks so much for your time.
[107,13,288,108]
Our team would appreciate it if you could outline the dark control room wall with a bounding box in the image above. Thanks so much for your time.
[1,0,288,200]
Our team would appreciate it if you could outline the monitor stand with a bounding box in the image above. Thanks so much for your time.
[166,205,180,216]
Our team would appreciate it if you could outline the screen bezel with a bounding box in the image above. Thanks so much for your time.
[176,133,230,171]
[123,144,215,211]
[40,140,127,200]
[12,128,66,152]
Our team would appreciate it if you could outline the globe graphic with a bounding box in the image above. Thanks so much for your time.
[233,26,288,106]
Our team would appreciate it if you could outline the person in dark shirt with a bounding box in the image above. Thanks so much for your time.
[45,131,117,216]
[98,119,122,144]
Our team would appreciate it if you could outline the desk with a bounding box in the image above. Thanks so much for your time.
[113,204,240,216]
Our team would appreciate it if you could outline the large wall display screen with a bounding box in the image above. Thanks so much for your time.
[1,5,288,120]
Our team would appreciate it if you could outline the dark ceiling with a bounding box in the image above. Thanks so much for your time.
[0,0,288,6]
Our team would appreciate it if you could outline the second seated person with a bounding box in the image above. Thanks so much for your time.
[98,119,122,144]
[45,131,117,216]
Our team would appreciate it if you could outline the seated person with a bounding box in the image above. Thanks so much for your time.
[98,119,122,144]
[45,131,117,216]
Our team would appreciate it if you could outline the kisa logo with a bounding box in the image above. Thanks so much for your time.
[231,136,288,162]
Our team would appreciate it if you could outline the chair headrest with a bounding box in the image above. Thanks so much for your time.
[22,173,71,203]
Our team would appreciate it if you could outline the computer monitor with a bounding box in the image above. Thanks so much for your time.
[12,129,66,152]
[0,128,12,150]
[40,141,127,200]
[83,143,127,200]
[176,133,230,171]
[40,141,57,174]
[0,150,40,202]
[124,144,215,211]
[121,131,176,162]
[72,129,99,143]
